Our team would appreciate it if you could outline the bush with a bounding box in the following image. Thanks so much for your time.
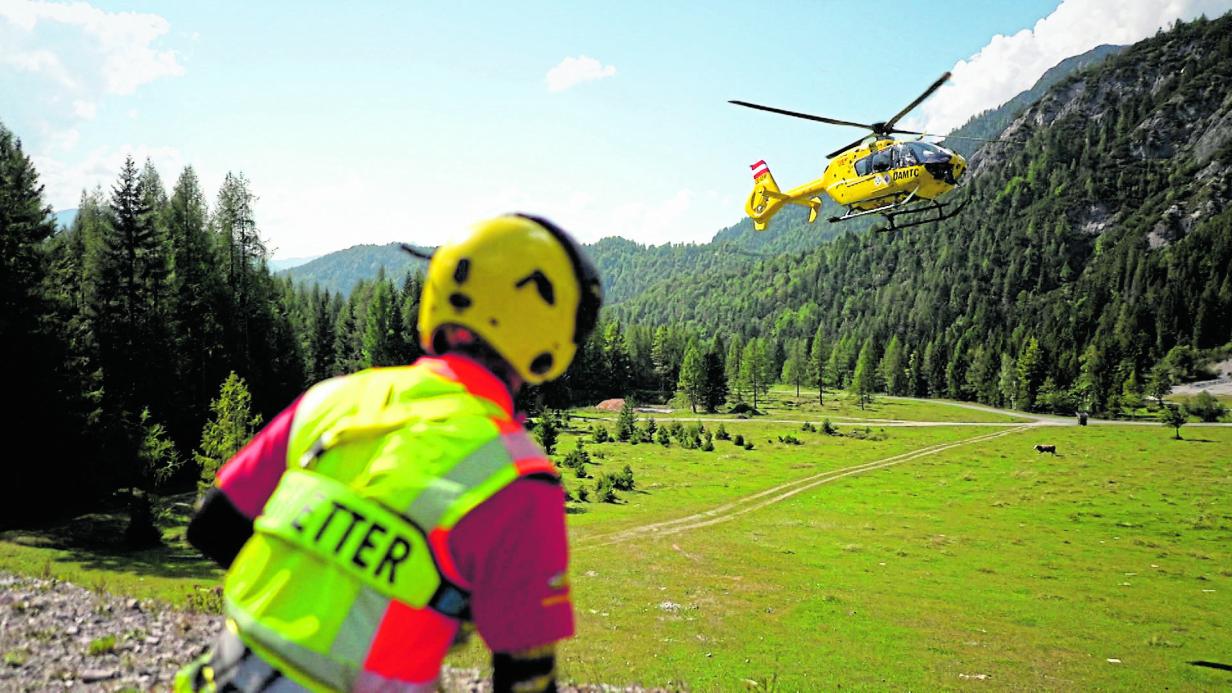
[657,427,671,447]
[743,441,755,450]
[613,464,636,491]
[591,425,611,443]
[577,485,590,502]
[715,424,730,440]
[562,439,590,477]
[733,433,745,446]
[778,434,802,445]
[821,418,838,436]
[1186,391,1227,422]
[702,439,715,452]
[801,421,817,433]
[594,474,619,503]
[729,402,761,415]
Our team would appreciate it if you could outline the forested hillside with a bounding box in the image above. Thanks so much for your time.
[941,43,1124,157]
[281,242,414,295]
[613,15,1232,413]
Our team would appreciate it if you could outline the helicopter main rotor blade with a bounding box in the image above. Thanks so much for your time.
[889,128,1017,144]
[884,72,951,131]
[826,135,871,159]
[728,100,875,130]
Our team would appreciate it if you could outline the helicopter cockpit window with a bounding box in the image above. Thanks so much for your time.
[854,156,872,176]
[893,144,918,167]
[908,142,951,164]
[870,149,892,172]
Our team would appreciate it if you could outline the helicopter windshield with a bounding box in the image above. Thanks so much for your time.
[907,142,951,164]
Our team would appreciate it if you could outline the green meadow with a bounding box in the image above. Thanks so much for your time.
[3,393,1230,690]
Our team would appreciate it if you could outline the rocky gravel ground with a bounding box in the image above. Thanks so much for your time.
[0,573,665,692]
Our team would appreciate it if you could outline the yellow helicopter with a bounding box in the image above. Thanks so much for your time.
[731,72,995,231]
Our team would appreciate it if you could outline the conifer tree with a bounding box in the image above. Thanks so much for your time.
[701,341,728,413]
[362,272,401,367]
[196,372,263,487]
[781,337,809,401]
[809,324,829,404]
[166,166,225,443]
[852,338,878,409]
[880,335,907,396]
[677,342,705,413]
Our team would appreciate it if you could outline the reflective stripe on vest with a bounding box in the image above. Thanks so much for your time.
[223,363,555,691]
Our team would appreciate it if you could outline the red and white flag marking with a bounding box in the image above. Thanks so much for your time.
[750,160,770,180]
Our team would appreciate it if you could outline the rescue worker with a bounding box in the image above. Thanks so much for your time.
[177,214,603,693]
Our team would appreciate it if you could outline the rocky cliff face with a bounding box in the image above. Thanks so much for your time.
[973,16,1232,247]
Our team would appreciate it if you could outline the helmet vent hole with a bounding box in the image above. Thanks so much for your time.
[530,353,554,375]
[449,292,473,310]
[453,258,471,283]
[515,270,555,305]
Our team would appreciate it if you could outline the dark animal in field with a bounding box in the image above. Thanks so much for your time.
[1034,444,1057,455]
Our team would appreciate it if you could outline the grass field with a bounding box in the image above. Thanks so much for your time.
[2,395,1230,690]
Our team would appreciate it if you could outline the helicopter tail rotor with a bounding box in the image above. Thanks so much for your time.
[746,160,782,231]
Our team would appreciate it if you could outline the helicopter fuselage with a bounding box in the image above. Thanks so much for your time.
[744,139,966,230]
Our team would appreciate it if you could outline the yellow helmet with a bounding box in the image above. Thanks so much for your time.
[418,214,603,385]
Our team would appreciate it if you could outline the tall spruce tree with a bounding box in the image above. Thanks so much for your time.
[809,324,829,405]
[677,341,705,413]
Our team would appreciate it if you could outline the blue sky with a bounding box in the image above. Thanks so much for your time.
[3,0,1229,257]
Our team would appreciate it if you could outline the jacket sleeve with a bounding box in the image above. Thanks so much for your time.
[187,396,302,568]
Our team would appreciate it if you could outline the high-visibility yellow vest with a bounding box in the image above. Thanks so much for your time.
[222,359,555,691]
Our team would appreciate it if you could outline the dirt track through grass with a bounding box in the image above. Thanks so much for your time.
[575,424,1033,549]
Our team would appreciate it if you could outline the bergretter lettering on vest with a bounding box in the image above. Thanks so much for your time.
[289,494,412,585]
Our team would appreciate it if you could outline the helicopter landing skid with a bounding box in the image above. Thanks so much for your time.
[828,190,967,231]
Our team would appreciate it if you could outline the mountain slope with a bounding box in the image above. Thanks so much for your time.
[613,14,1232,411]
[942,44,1124,157]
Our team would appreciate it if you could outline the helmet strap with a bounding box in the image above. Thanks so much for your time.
[435,326,524,395]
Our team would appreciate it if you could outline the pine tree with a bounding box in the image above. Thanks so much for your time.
[362,271,401,367]
[1015,337,1044,410]
[725,334,745,402]
[852,338,878,409]
[196,372,263,487]
[740,338,773,410]
[398,272,423,364]
[701,341,728,413]
[809,324,829,404]
[781,337,809,401]
[166,166,225,444]
[677,342,705,413]
[880,335,907,396]
[616,398,638,442]
[0,122,100,523]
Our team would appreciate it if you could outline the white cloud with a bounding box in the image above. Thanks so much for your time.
[545,55,616,93]
[0,0,184,99]
[33,144,185,209]
[72,99,96,119]
[918,0,1232,134]
[48,127,78,151]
